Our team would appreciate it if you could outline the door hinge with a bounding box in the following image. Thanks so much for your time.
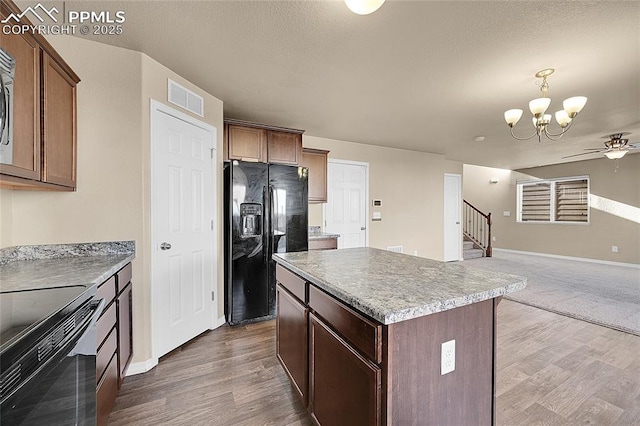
[211,219,214,230]
[211,148,214,159]
[211,291,215,301]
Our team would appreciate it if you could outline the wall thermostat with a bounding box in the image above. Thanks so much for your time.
[372,199,382,207]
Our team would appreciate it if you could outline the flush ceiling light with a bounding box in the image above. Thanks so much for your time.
[504,68,587,143]
[345,0,385,15]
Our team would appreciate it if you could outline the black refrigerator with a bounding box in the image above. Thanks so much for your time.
[224,160,308,325]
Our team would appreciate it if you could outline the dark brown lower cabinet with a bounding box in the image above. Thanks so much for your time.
[96,354,118,426]
[309,313,381,426]
[275,263,498,426]
[117,282,133,385]
[96,263,133,426]
[276,285,308,405]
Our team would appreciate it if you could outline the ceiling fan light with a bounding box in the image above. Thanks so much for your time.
[555,110,572,127]
[563,96,587,117]
[504,109,523,126]
[604,150,627,159]
[529,98,551,116]
[345,0,386,15]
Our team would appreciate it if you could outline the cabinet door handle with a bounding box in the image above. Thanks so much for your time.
[160,242,172,251]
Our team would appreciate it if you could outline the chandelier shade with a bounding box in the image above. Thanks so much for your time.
[504,68,587,142]
[345,0,386,15]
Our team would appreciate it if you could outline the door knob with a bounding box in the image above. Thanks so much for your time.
[160,242,172,250]
[361,227,366,231]
[456,222,460,224]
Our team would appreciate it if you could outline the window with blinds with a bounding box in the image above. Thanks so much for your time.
[555,179,589,222]
[517,176,589,223]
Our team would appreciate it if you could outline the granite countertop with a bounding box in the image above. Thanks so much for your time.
[273,247,526,325]
[0,242,135,293]
[308,232,340,240]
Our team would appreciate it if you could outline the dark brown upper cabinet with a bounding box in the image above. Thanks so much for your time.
[224,119,304,166]
[0,0,80,191]
[301,148,329,203]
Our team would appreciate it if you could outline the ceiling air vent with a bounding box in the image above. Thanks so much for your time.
[168,79,204,117]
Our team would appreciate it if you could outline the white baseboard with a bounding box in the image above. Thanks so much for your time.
[125,357,158,377]
[211,315,226,330]
[493,248,640,269]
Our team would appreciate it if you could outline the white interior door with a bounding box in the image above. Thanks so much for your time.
[324,160,368,248]
[444,173,462,261]
[151,101,217,358]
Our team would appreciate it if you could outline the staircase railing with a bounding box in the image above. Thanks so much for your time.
[463,200,492,257]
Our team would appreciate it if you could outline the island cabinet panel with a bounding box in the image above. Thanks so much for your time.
[308,285,382,363]
[385,298,495,425]
[276,285,308,405]
[276,263,306,302]
[309,313,381,426]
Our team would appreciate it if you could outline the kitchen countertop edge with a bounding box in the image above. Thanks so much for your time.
[273,249,527,325]
[0,241,135,293]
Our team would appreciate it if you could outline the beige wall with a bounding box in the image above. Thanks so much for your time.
[304,135,446,261]
[463,155,640,264]
[2,36,225,365]
[0,189,12,247]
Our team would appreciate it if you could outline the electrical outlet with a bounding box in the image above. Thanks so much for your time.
[612,246,619,253]
[441,339,455,375]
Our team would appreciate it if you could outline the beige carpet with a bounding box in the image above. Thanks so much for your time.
[462,250,640,336]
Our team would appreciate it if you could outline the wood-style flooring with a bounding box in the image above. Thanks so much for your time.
[108,300,640,425]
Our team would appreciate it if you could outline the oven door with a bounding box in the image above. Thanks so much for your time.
[1,299,104,426]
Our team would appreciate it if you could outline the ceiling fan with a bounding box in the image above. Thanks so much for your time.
[562,132,639,160]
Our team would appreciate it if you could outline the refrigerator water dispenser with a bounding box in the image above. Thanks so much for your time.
[240,203,262,237]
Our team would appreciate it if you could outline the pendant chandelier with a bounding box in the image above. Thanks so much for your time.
[504,69,587,142]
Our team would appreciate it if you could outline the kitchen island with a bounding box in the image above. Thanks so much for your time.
[273,247,526,426]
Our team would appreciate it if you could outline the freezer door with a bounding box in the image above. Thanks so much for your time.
[228,162,270,324]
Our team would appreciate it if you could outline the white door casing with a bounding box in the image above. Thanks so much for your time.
[323,160,368,249]
[151,100,217,358]
[443,173,462,261]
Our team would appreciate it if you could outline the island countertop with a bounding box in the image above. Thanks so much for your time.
[273,247,526,324]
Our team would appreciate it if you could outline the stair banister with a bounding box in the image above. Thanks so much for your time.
[463,200,492,258]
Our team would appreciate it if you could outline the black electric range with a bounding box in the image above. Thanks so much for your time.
[0,286,90,347]
[1,285,102,425]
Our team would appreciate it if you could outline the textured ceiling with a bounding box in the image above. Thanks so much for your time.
[30,1,640,169]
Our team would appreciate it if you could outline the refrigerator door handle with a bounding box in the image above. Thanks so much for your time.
[263,185,269,264]
[268,184,275,257]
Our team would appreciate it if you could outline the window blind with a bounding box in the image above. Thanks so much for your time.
[521,182,551,222]
[555,179,588,222]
